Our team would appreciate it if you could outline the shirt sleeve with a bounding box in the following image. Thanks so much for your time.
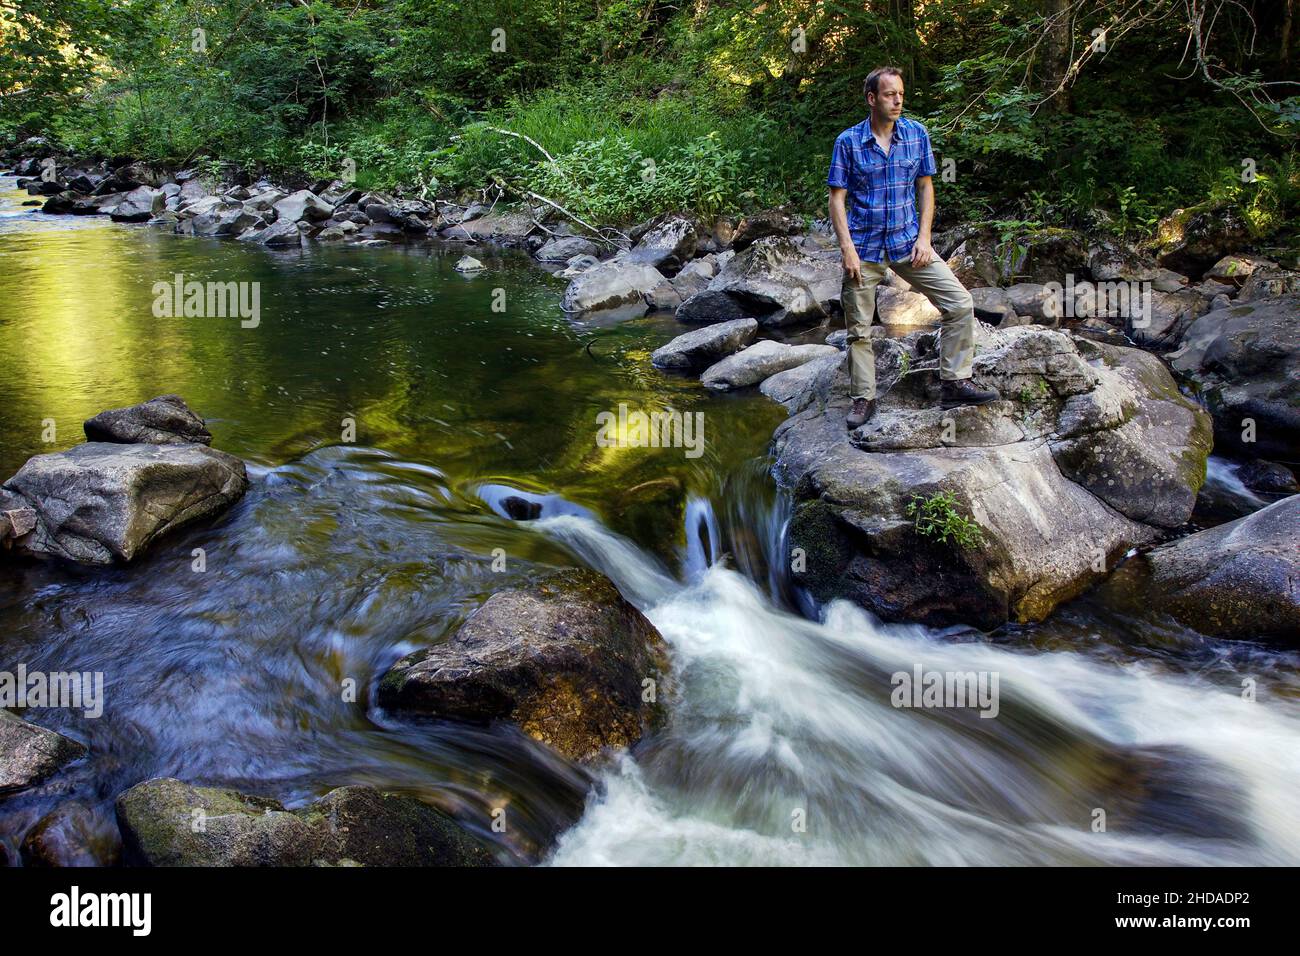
[918,125,937,178]
[826,134,851,189]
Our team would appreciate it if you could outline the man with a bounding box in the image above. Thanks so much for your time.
[828,66,998,428]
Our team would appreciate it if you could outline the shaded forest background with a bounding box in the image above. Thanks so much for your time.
[2,0,1297,242]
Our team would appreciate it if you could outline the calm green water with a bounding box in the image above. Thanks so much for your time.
[2,177,1299,867]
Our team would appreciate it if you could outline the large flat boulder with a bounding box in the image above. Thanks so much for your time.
[272,189,334,224]
[772,326,1212,628]
[439,209,536,246]
[1,442,248,564]
[109,186,164,223]
[378,569,668,763]
[83,394,212,446]
[1169,294,1299,462]
[701,340,839,391]
[559,255,665,314]
[676,236,841,327]
[1102,495,1300,644]
[116,778,492,866]
[0,711,87,795]
[651,318,758,371]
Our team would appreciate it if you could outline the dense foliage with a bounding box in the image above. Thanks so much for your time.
[3,0,1297,237]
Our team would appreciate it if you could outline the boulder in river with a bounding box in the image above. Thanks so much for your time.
[439,209,537,246]
[109,186,165,223]
[559,255,665,315]
[701,339,839,391]
[0,442,248,565]
[116,777,493,866]
[536,235,599,262]
[676,236,841,327]
[1169,294,1299,463]
[378,569,669,763]
[772,325,1213,628]
[0,711,87,796]
[625,214,699,276]
[83,394,213,446]
[272,189,334,224]
[651,318,759,371]
[1102,494,1300,645]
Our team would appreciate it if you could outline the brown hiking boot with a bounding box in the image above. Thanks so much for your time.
[846,397,877,429]
[940,378,999,410]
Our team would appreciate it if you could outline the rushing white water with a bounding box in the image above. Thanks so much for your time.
[535,512,1300,866]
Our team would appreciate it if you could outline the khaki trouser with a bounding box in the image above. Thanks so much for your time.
[842,257,976,400]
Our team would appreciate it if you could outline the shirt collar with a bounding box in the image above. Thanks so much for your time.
[867,114,903,143]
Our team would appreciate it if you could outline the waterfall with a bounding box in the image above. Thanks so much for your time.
[534,510,1300,866]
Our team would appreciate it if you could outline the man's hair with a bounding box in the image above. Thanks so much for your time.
[864,66,905,102]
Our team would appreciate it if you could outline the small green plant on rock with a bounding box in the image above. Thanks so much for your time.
[906,492,986,550]
[1018,377,1050,404]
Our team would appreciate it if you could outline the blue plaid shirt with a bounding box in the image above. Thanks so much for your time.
[827,115,938,263]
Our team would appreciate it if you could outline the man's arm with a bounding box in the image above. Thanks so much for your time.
[911,175,935,267]
[829,187,862,283]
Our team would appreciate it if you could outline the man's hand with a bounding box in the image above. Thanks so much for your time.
[841,245,863,285]
[910,238,936,269]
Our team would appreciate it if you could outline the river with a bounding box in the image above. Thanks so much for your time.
[1,177,1297,866]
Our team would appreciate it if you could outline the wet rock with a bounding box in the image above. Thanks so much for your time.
[772,326,1212,628]
[38,192,79,215]
[0,442,248,565]
[0,711,87,795]
[192,203,262,237]
[558,254,600,278]
[116,778,493,866]
[20,802,119,867]
[536,235,599,262]
[439,209,536,246]
[559,255,664,314]
[501,495,543,520]
[1105,495,1300,644]
[83,394,212,446]
[650,318,759,371]
[272,189,334,224]
[378,569,669,763]
[677,236,840,327]
[238,218,304,247]
[947,227,1088,287]
[760,352,843,412]
[109,186,164,223]
[357,222,405,242]
[455,255,485,273]
[1237,459,1298,496]
[626,215,699,276]
[701,340,839,391]
[1169,294,1299,462]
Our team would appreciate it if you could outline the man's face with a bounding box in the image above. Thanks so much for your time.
[869,75,905,121]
